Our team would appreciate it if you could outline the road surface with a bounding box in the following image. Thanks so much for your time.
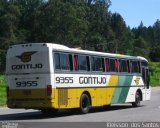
[0,87,160,128]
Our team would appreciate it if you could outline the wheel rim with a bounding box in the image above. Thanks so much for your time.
[136,93,140,105]
[82,97,89,109]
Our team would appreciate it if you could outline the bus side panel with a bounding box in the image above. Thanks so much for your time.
[54,87,109,109]
[118,76,133,103]
[53,88,84,109]
[52,75,149,109]
[54,75,120,109]
[107,75,119,104]
[125,76,144,103]
[145,87,151,101]
[111,76,126,104]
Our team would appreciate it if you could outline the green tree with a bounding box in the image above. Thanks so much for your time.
[149,19,160,61]
[133,36,149,58]
[86,0,111,51]
[0,1,21,49]
[110,13,128,53]
[31,0,89,48]
[153,19,160,43]
[149,46,160,62]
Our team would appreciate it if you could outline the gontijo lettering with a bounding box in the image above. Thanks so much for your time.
[11,64,43,70]
[79,77,106,84]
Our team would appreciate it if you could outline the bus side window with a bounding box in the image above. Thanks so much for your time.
[78,55,88,71]
[60,53,70,71]
[69,54,73,71]
[119,59,128,73]
[131,61,140,73]
[86,56,90,71]
[115,59,119,72]
[127,60,130,73]
[102,58,105,72]
[109,59,117,72]
[91,56,105,72]
[141,61,148,67]
[74,55,78,71]
[138,61,141,73]
[55,53,60,70]
[74,55,89,71]
[54,53,71,71]
[105,58,109,72]
[91,57,95,71]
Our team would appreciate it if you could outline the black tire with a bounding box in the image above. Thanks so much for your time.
[103,104,111,109]
[132,91,141,107]
[41,109,58,115]
[80,94,90,114]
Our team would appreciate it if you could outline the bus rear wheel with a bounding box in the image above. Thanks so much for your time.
[132,91,141,107]
[80,94,90,114]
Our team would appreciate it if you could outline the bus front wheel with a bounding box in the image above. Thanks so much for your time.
[132,91,141,107]
[80,94,90,114]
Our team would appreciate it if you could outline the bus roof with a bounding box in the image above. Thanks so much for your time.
[9,43,147,61]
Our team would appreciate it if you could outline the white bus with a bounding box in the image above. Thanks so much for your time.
[6,43,151,114]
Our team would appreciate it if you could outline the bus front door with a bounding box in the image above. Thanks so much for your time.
[142,67,151,100]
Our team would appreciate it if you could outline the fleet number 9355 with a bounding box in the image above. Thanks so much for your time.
[55,77,73,84]
[16,81,38,87]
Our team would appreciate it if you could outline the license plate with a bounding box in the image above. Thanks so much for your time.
[23,90,31,96]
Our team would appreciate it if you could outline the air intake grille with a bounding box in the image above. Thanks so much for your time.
[58,89,68,106]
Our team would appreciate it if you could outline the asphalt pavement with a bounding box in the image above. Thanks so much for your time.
[0,87,160,128]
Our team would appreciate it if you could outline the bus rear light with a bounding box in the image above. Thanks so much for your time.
[7,86,9,97]
[47,85,52,96]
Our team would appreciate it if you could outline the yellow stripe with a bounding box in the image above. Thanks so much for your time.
[106,75,119,104]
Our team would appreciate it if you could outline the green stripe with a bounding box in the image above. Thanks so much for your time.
[118,76,133,103]
[111,76,126,104]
